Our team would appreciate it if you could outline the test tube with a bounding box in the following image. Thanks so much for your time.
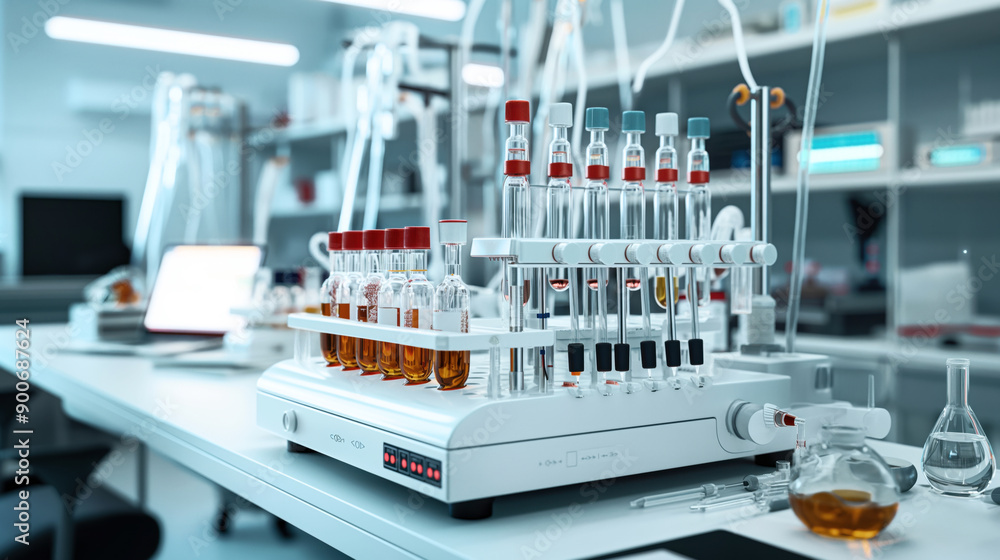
[617,111,647,381]
[501,100,531,391]
[583,108,611,385]
[685,117,712,307]
[546,102,573,293]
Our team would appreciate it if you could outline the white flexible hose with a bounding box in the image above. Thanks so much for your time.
[633,0,685,96]
[609,0,633,111]
[786,0,831,353]
[718,0,758,91]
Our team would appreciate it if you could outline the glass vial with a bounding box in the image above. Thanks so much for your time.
[686,117,712,307]
[653,113,679,311]
[583,108,610,344]
[356,229,385,374]
[433,220,471,391]
[921,358,996,496]
[501,99,531,240]
[546,102,573,293]
[377,228,407,379]
[335,230,364,370]
[401,226,435,385]
[620,110,646,291]
[320,232,342,367]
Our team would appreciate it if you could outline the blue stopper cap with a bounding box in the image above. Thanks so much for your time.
[687,117,710,139]
[622,111,645,133]
[585,107,609,130]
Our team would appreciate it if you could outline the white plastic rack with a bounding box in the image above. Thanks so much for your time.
[470,238,777,268]
[287,313,554,351]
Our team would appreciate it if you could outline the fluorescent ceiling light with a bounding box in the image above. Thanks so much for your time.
[317,0,466,21]
[45,16,300,66]
[462,63,504,88]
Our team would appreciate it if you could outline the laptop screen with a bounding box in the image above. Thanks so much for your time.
[144,245,263,335]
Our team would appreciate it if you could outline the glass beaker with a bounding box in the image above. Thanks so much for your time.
[921,358,996,496]
[789,425,899,539]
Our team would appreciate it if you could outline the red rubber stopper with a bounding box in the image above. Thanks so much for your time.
[656,168,678,183]
[362,229,385,251]
[342,230,364,251]
[586,165,610,180]
[505,160,530,176]
[384,228,405,250]
[404,226,431,250]
[622,167,646,181]
[327,232,342,251]
[549,162,573,178]
[688,170,710,184]
[505,99,530,123]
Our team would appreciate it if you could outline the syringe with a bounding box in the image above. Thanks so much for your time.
[630,482,743,508]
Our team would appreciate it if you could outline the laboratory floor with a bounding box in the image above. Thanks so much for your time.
[102,445,346,560]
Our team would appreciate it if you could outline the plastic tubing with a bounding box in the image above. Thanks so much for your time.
[570,1,588,187]
[633,0,685,96]
[718,0,758,91]
[610,0,633,112]
[786,0,830,353]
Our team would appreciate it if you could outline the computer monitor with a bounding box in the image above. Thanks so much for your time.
[143,245,263,335]
[21,194,130,276]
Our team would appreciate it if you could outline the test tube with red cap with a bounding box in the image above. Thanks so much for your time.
[400,226,435,385]
[335,230,364,370]
[319,232,343,367]
[356,229,385,375]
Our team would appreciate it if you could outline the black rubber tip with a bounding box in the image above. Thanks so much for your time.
[665,340,682,368]
[688,338,705,366]
[595,343,613,372]
[640,340,657,369]
[614,343,630,372]
[567,343,585,373]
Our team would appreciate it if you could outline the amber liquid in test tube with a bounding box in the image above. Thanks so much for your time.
[356,230,385,374]
[320,232,342,366]
[335,230,365,370]
[377,229,407,379]
[433,220,472,391]
[400,227,435,385]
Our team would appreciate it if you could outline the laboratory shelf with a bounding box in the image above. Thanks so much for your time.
[573,0,1000,93]
[713,165,1000,197]
[269,192,449,219]
[898,166,1000,188]
[286,313,553,351]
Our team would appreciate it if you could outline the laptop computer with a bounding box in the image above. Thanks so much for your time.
[64,245,263,357]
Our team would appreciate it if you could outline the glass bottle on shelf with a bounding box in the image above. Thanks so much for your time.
[401,226,435,385]
[377,228,407,380]
[546,102,573,293]
[921,358,996,496]
[433,220,471,391]
[652,113,679,310]
[685,117,712,307]
[356,229,385,375]
[319,232,342,367]
[335,230,364,370]
[789,425,899,540]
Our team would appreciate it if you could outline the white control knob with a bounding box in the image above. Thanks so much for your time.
[729,401,776,445]
[282,410,297,433]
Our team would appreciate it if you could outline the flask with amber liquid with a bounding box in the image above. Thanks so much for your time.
[355,229,385,375]
[400,227,434,385]
[335,230,364,370]
[377,228,407,379]
[319,232,343,366]
[433,220,471,391]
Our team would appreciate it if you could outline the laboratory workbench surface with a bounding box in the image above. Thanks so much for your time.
[3,324,999,559]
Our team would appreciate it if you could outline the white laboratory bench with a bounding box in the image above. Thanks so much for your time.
[3,324,999,559]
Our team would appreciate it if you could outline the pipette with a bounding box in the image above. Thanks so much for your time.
[690,484,790,512]
[618,111,647,389]
[654,113,681,384]
[583,108,611,389]
[743,460,791,491]
[630,482,743,508]
[684,117,711,384]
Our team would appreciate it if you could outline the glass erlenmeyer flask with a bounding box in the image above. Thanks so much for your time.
[921,358,996,496]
